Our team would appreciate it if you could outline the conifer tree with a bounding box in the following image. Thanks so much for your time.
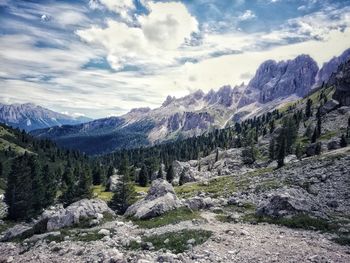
[166,164,175,183]
[77,165,92,199]
[41,165,58,207]
[179,169,186,186]
[5,154,34,220]
[269,138,275,160]
[107,165,114,179]
[215,148,219,162]
[92,166,102,185]
[0,161,3,178]
[109,155,136,214]
[295,143,303,160]
[340,134,348,148]
[305,99,313,118]
[276,129,286,168]
[138,165,148,187]
[157,165,163,179]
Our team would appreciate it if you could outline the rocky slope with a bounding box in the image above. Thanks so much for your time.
[30,49,350,154]
[0,103,91,131]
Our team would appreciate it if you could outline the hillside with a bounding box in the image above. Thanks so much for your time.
[30,49,350,155]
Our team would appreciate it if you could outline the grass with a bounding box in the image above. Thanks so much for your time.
[174,167,274,199]
[129,229,212,254]
[44,229,105,243]
[242,213,337,232]
[319,131,338,141]
[134,185,149,194]
[131,207,200,229]
[91,185,113,202]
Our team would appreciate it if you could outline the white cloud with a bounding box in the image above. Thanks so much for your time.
[77,1,198,70]
[55,10,88,26]
[239,10,256,21]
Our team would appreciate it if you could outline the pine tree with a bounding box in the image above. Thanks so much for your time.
[269,138,275,160]
[77,165,92,199]
[295,143,303,160]
[215,148,219,162]
[30,156,47,215]
[138,165,148,187]
[42,164,57,207]
[340,134,348,148]
[311,128,318,143]
[157,165,163,179]
[109,155,136,214]
[305,99,313,118]
[5,154,34,220]
[107,165,114,179]
[179,169,186,186]
[92,166,102,185]
[166,165,175,183]
[0,161,3,178]
[276,129,286,168]
[60,167,76,206]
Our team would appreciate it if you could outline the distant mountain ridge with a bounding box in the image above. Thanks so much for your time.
[30,48,350,155]
[0,103,92,131]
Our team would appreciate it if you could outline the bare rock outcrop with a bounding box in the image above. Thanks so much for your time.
[125,179,182,219]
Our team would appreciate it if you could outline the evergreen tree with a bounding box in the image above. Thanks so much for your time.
[276,129,286,168]
[107,165,114,179]
[166,165,175,183]
[60,167,76,206]
[215,148,219,162]
[179,169,186,186]
[30,156,45,214]
[0,161,3,178]
[92,166,102,185]
[305,99,313,118]
[340,134,348,148]
[109,155,136,214]
[311,128,319,143]
[138,165,148,187]
[269,138,275,160]
[77,165,92,199]
[295,143,303,160]
[315,143,322,155]
[5,154,34,220]
[269,120,275,134]
[42,164,57,208]
[157,165,163,179]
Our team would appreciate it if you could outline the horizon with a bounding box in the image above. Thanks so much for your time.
[1,0,350,118]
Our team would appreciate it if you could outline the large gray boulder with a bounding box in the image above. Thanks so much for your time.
[184,196,213,211]
[42,199,114,231]
[125,179,182,219]
[256,188,319,218]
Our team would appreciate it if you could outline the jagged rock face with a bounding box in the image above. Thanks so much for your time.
[124,179,183,219]
[0,103,91,131]
[248,55,318,103]
[316,48,350,87]
[331,59,350,106]
[182,112,214,131]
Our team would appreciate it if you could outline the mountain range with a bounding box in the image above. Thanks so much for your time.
[22,48,350,154]
[0,103,92,131]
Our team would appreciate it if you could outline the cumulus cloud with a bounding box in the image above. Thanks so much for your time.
[77,1,198,70]
[239,10,256,21]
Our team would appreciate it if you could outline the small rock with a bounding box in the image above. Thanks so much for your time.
[98,229,110,236]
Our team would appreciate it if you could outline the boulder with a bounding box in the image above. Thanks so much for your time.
[256,188,318,218]
[327,139,340,150]
[41,199,114,231]
[125,179,183,219]
[184,196,213,211]
[306,142,322,157]
[1,224,32,241]
[338,106,350,115]
[320,99,340,115]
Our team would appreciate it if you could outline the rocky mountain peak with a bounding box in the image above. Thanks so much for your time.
[315,48,350,87]
[162,95,176,107]
[248,54,318,103]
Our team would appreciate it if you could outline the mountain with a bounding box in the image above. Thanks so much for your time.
[331,58,350,106]
[315,48,350,87]
[30,49,350,155]
[0,103,92,131]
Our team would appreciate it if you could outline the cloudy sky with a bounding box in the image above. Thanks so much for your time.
[0,0,350,118]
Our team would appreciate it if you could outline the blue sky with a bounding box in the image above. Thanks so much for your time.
[0,0,350,118]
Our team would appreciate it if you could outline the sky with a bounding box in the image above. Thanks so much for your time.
[0,0,350,118]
